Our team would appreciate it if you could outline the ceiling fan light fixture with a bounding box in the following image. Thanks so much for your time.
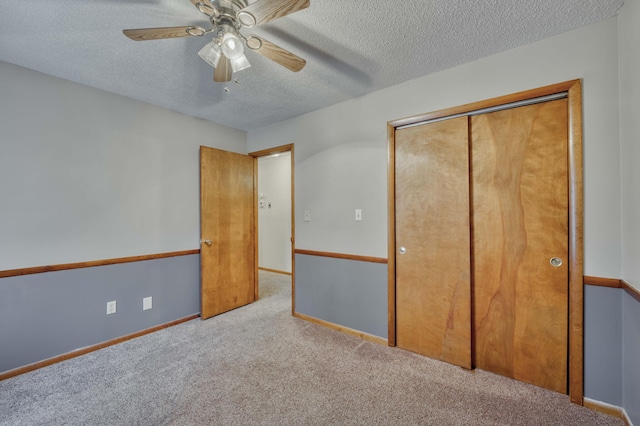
[123,0,310,82]
[229,54,251,73]
[221,32,245,60]
[198,40,222,68]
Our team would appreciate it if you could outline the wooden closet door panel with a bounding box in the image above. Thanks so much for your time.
[395,116,472,368]
[471,99,569,393]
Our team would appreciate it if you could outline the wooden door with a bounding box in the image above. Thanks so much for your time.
[200,146,256,320]
[395,116,472,369]
[471,99,569,393]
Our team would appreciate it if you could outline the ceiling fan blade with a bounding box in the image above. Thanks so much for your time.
[246,36,306,72]
[188,0,220,17]
[214,56,233,82]
[123,26,207,41]
[236,0,310,28]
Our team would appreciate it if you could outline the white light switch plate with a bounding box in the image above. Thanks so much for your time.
[304,210,311,222]
[143,296,152,311]
[107,300,116,315]
[355,209,363,221]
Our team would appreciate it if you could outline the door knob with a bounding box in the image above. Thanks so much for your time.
[399,247,407,255]
[550,257,563,267]
[201,239,212,246]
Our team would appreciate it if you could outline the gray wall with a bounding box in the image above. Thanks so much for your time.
[584,286,623,405]
[0,254,200,373]
[622,290,640,425]
[584,285,640,425]
[295,254,387,339]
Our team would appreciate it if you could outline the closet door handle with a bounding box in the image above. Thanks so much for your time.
[550,257,563,267]
[201,239,212,247]
[399,247,407,255]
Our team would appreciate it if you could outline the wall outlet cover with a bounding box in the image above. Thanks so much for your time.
[107,300,117,315]
[143,296,152,311]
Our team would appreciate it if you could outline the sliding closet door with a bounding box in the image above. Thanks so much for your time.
[395,116,472,369]
[471,99,569,393]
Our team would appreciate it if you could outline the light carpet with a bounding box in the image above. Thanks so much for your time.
[0,271,622,425]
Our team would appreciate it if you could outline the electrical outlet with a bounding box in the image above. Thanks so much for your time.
[143,296,152,311]
[106,300,116,315]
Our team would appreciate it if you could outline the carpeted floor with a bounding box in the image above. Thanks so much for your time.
[0,271,623,425]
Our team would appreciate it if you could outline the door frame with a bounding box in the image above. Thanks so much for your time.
[248,144,296,312]
[387,80,584,404]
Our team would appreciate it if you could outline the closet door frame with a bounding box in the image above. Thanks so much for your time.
[387,80,584,404]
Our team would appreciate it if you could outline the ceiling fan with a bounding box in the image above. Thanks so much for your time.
[123,0,309,82]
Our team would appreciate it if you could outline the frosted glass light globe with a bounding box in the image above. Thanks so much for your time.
[198,40,222,68]
[221,33,244,60]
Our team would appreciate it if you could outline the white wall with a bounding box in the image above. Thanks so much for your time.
[258,153,292,273]
[248,17,622,277]
[619,1,640,292]
[294,142,387,257]
[0,61,247,270]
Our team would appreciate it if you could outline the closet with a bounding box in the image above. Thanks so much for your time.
[391,88,576,396]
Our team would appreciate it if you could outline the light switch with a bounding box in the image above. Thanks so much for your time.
[304,210,311,222]
[355,209,362,221]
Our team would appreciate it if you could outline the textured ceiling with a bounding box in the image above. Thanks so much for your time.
[0,0,624,131]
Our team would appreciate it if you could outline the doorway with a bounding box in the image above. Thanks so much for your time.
[257,152,292,276]
[199,144,295,319]
[387,80,584,403]
[250,144,295,310]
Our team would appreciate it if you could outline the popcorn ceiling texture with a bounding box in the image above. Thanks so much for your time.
[0,0,623,130]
